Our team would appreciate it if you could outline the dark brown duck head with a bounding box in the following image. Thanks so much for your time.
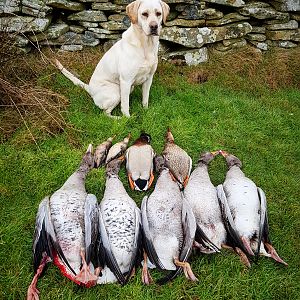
[165,127,174,144]
[133,132,151,146]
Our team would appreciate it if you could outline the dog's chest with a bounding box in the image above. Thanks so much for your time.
[133,55,157,85]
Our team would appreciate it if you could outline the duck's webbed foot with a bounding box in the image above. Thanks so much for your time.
[264,242,288,266]
[221,244,251,268]
[27,254,51,300]
[142,251,153,285]
[75,249,99,287]
[174,258,198,282]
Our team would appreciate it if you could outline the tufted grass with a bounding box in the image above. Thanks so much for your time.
[0,47,299,300]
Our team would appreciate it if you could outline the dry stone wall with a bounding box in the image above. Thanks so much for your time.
[0,0,299,65]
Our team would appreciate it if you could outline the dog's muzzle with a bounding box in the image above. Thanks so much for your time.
[149,23,158,35]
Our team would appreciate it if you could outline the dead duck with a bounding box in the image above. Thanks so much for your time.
[27,139,112,300]
[141,156,197,285]
[125,133,155,191]
[217,150,287,266]
[184,151,224,253]
[98,154,142,285]
[162,128,192,189]
[105,133,131,165]
[94,136,114,168]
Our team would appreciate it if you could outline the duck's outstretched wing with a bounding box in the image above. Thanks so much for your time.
[98,209,126,285]
[195,224,220,253]
[84,194,100,267]
[124,207,143,284]
[141,196,165,270]
[217,184,250,257]
[33,196,76,275]
[158,196,196,284]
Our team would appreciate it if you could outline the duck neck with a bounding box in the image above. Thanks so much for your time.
[226,165,245,178]
[76,163,90,179]
[195,163,211,180]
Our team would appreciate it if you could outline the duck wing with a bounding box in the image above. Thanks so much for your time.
[141,196,165,270]
[256,187,269,257]
[98,210,127,285]
[124,207,143,284]
[158,196,196,284]
[216,184,250,257]
[33,196,76,275]
[84,194,100,267]
[195,224,220,253]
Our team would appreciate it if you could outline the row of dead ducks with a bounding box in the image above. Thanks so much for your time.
[27,129,287,300]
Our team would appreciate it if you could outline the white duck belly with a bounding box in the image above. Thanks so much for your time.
[184,168,226,247]
[50,175,87,273]
[147,171,183,270]
[99,177,139,282]
[224,177,260,237]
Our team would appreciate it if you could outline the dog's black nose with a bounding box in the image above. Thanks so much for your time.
[150,24,158,31]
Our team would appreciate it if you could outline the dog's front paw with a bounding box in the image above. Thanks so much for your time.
[143,103,149,109]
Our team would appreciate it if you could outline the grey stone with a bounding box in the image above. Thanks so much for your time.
[68,10,107,22]
[78,0,109,2]
[266,40,298,48]
[92,2,125,11]
[270,0,300,12]
[22,0,52,17]
[160,22,252,48]
[79,21,99,28]
[88,30,121,39]
[249,40,268,50]
[100,19,130,31]
[46,0,85,11]
[202,8,223,20]
[176,4,205,20]
[88,27,113,34]
[266,28,300,41]
[108,14,129,22]
[165,18,205,27]
[266,20,298,30]
[61,44,83,51]
[290,13,300,21]
[29,23,69,41]
[15,46,32,54]
[164,0,194,3]
[14,35,29,47]
[206,12,249,26]
[40,31,99,45]
[0,0,20,14]
[245,33,266,41]
[0,16,51,33]
[204,0,245,8]
[70,25,85,33]
[214,38,247,51]
[251,26,266,33]
[162,48,209,65]
[167,11,179,21]
[21,6,51,17]
[239,2,289,20]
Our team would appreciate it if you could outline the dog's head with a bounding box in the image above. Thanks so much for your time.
[126,0,170,36]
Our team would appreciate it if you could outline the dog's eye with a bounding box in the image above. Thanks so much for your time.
[156,12,162,17]
[142,12,149,17]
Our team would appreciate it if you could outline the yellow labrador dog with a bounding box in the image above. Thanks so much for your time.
[55,0,169,118]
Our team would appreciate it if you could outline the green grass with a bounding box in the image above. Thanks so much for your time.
[0,50,300,300]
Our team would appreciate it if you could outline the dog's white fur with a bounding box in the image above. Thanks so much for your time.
[55,0,169,118]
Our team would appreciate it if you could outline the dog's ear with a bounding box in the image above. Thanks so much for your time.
[126,0,141,24]
[160,1,170,25]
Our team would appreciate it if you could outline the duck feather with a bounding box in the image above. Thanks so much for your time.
[141,196,165,270]
[84,194,99,267]
[33,196,76,275]
[217,184,251,257]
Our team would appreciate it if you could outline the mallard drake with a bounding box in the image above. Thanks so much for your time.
[105,133,131,165]
[162,128,192,189]
[27,140,113,300]
[94,136,114,168]
[184,151,224,253]
[97,155,142,285]
[217,150,287,266]
[141,156,197,285]
[125,133,155,191]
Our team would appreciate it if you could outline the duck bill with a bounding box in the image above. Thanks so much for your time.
[86,144,93,154]
[210,150,219,157]
[219,150,229,157]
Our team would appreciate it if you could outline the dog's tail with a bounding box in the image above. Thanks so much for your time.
[54,59,90,94]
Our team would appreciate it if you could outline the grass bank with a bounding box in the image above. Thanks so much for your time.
[0,47,299,299]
